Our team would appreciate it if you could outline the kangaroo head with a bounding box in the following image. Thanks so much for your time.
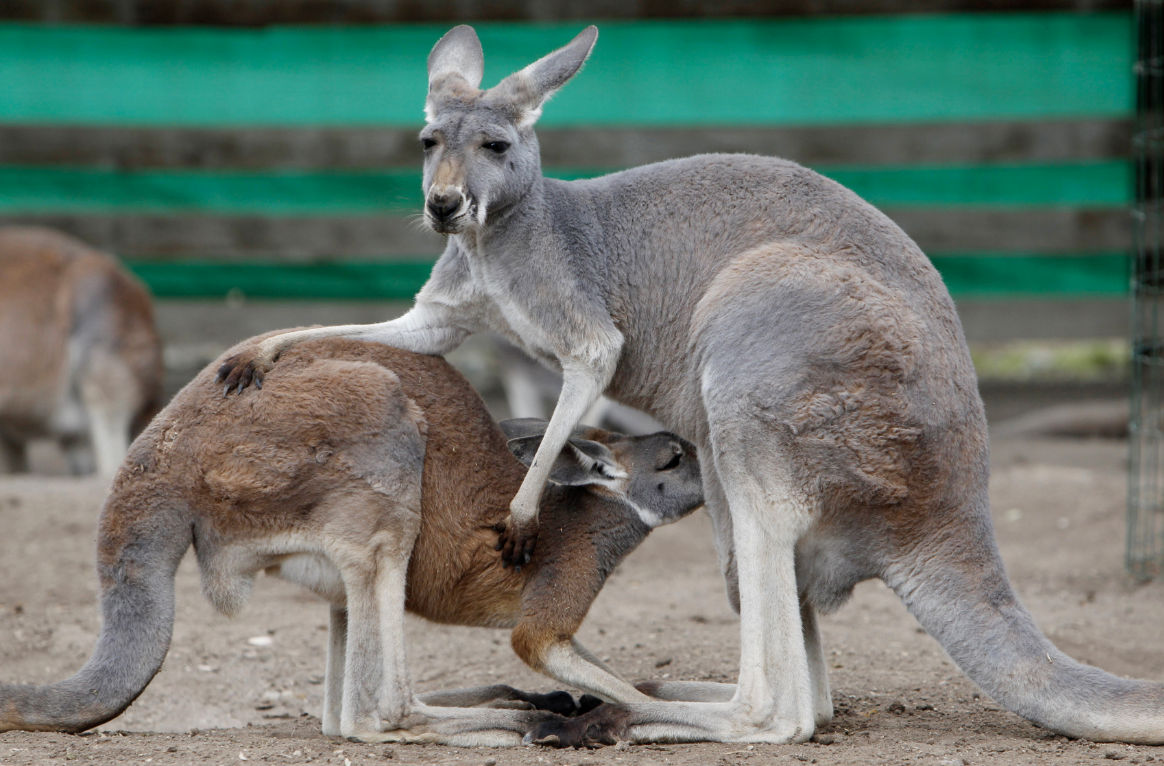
[500,418,704,528]
[419,25,598,235]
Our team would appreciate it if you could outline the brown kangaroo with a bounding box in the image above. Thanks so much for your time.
[0,226,163,476]
[0,334,703,745]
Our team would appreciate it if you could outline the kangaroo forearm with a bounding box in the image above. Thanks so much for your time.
[508,368,607,524]
[258,307,469,361]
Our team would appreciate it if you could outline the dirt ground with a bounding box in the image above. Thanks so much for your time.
[2,396,1164,766]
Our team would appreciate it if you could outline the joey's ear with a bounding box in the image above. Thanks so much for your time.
[506,433,626,487]
[498,417,550,442]
[426,25,484,117]
[487,25,597,128]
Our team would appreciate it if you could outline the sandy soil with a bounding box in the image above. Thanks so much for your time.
[2,413,1163,765]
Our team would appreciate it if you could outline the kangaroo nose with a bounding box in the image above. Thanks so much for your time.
[427,192,462,220]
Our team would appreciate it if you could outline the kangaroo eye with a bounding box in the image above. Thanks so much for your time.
[421,138,437,150]
[659,452,682,471]
[482,141,510,154]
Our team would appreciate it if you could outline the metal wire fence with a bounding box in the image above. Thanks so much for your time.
[1128,0,1164,579]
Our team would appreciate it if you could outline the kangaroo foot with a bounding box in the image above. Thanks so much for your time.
[523,704,627,748]
[342,728,406,744]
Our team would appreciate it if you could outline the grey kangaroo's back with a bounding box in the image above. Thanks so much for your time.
[552,154,970,436]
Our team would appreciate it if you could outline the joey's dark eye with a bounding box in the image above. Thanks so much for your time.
[659,451,683,471]
[482,141,510,154]
[421,138,437,150]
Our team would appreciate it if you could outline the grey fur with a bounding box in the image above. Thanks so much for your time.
[217,27,1164,745]
[427,26,484,99]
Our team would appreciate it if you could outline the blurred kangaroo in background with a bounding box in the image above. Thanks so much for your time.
[0,335,704,744]
[0,227,162,477]
[491,335,662,435]
[217,27,1164,745]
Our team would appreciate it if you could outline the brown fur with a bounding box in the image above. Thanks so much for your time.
[0,332,701,741]
[0,227,162,475]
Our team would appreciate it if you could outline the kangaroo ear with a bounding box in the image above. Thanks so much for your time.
[498,417,550,442]
[488,25,597,128]
[426,25,484,118]
[506,432,626,487]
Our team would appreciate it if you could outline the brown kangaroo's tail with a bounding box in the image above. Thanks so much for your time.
[886,494,1164,745]
[0,482,191,733]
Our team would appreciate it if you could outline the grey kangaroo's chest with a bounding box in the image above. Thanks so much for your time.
[486,288,559,363]
[459,235,603,368]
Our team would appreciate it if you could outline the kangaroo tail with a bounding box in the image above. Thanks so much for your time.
[887,496,1164,745]
[0,482,191,733]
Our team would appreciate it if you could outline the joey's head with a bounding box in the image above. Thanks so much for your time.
[420,25,598,235]
[500,418,703,529]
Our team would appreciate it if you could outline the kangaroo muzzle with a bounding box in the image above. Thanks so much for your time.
[425,188,472,234]
[427,190,463,221]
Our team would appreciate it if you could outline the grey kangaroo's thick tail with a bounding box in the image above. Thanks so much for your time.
[0,486,191,733]
[888,499,1164,745]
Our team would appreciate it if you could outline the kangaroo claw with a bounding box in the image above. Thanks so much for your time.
[216,350,272,396]
[496,516,539,568]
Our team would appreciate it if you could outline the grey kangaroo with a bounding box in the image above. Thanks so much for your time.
[217,26,1164,745]
[0,336,703,744]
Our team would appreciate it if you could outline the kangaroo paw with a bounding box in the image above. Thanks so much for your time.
[495,516,538,570]
[215,349,271,396]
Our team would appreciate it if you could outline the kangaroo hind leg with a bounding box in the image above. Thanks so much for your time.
[325,490,420,743]
[77,351,138,477]
[713,434,818,743]
[633,600,828,723]
[801,600,832,728]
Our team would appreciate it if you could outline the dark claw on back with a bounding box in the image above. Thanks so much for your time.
[215,353,265,397]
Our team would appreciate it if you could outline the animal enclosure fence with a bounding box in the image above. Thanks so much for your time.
[1128,0,1164,579]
